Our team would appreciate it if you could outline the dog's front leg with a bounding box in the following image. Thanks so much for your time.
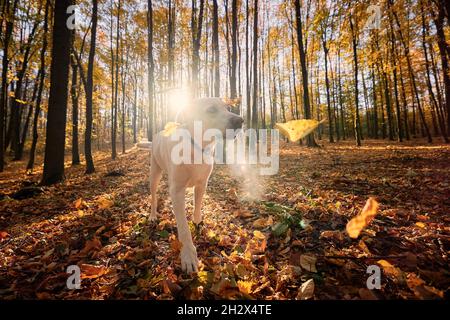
[170,185,199,273]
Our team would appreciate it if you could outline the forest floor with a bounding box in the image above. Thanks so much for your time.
[0,139,449,300]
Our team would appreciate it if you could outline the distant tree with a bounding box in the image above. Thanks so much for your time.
[294,0,318,146]
[84,0,98,174]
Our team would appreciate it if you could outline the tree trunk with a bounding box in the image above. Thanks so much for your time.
[251,0,258,129]
[84,0,98,174]
[112,0,121,159]
[70,53,80,165]
[322,40,334,142]
[27,0,49,172]
[230,0,238,106]
[41,0,74,185]
[392,6,432,142]
[433,2,450,136]
[0,0,19,171]
[147,0,155,139]
[371,68,379,139]
[422,4,448,142]
[212,0,220,97]
[349,16,361,146]
[245,0,251,127]
[294,0,317,147]
[191,0,205,97]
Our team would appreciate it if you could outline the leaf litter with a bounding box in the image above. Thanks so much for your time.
[0,140,449,299]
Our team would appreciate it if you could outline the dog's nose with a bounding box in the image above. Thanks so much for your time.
[230,117,244,129]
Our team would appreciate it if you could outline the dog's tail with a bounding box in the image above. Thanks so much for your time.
[136,140,152,150]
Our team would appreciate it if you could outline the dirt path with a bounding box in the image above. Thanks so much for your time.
[0,140,449,299]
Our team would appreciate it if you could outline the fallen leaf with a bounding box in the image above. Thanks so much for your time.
[253,230,265,240]
[377,260,406,284]
[81,264,107,279]
[0,231,9,240]
[358,288,378,300]
[97,196,114,209]
[346,198,379,238]
[300,254,317,273]
[415,222,426,228]
[74,198,83,209]
[296,279,314,300]
[253,216,273,228]
[237,280,253,295]
[320,230,344,242]
[271,221,290,237]
[80,237,102,255]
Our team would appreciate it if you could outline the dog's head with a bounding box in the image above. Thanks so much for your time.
[178,97,244,135]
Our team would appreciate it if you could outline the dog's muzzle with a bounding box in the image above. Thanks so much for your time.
[228,116,244,130]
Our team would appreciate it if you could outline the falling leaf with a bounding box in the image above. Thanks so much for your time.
[300,254,317,273]
[81,264,108,279]
[275,119,325,142]
[15,98,28,105]
[237,280,253,295]
[346,198,379,238]
[162,122,181,136]
[296,279,314,300]
[223,97,241,107]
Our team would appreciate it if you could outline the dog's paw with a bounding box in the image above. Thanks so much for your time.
[180,245,199,273]
[148,213,158,222]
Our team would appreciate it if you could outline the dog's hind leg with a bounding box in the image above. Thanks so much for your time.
[149,156,162,221]
[193,183,206,225]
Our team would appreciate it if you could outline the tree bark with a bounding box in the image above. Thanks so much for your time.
[251,0,258,129]
[70,52,80,165]
[349,15,361,146]
[84,0,98,174]
[41,0,74,185]
[147,0,155,140]
[294,0,317,146]
[0,0,18,171]
[27,0,49,172]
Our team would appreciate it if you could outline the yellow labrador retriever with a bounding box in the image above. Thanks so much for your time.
[150,98,243,273]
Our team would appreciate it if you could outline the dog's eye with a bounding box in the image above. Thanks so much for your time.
[207,106,218,114]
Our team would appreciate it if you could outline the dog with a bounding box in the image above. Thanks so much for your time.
[150,97,244,273]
